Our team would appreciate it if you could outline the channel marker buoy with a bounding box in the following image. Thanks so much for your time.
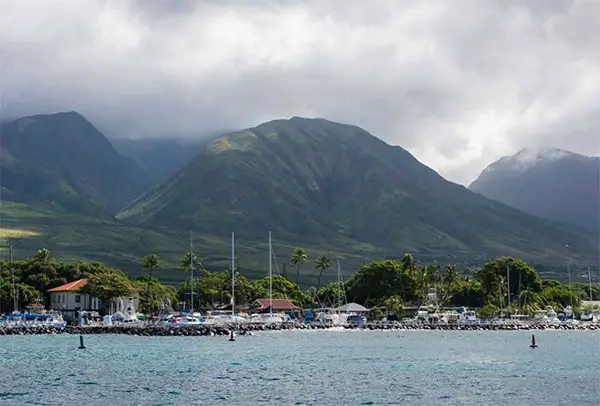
[530,334,537,349]
[78,335,86,349]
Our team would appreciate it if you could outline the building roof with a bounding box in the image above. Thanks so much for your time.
[47,279,88,292]
[333,302,370,312]
[254,299,300,311]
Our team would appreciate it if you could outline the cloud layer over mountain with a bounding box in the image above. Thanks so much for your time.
[1,0,598,184]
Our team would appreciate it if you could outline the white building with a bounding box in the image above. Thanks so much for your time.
[47,279,138,317]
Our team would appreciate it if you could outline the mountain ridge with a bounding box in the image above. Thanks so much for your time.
[117,117,597,265]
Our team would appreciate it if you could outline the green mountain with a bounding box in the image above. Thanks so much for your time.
[470,147,600,233]
[111,137,204,185]
[117,117,597,266]
[0,112,149,214]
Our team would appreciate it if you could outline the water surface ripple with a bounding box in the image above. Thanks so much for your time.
[1,330,599,405]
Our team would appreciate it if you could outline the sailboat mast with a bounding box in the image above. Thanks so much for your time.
[189,230,194,313]
[269,231,272,313]
[337,258,342,309]
[231,231,235,316]
[567,260,572,306]
[9,242,17,311]
[588,267,593,300]
[518,270,522,311]
[506,263,511,309]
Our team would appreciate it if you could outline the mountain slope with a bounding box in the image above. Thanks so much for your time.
[470,147,600,232]
[117,118,597,264]
[111,138,204,185]
[0,112,149,214]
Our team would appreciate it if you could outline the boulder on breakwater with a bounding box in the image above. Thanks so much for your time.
[1,321,599,336]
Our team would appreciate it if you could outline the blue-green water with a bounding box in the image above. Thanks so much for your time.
[1,330,599,405]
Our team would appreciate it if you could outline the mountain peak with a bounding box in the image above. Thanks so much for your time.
[470,146,599,232]
[1,112,149,213]
[483,147,582,175]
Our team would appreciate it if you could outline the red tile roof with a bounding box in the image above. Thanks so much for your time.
[47,279,88,292]
[254,299,300,311]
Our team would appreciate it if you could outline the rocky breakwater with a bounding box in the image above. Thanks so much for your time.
[348,322,600,331]
[1,321,600,336]
[0,321,323,336]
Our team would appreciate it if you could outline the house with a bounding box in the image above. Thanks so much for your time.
[252,299,300,313]
[47,279,98,317]
[47,279,138,317]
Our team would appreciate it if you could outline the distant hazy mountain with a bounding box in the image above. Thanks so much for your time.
[0,111,149,214]
[111,138,203,185]
[116,118,596,263]
[470,147,600,232]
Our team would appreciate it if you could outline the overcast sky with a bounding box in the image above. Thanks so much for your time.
[1,0,599,185]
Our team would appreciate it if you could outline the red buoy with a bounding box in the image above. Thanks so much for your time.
[530,334,537,348]
[229,330,235,342]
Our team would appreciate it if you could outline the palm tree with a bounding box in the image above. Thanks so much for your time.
[291,248,308,286]
[180,251,202,271]
[399,253,416,273]
[314,255,331,294]
[141,254,160,314]
[31,248,52,264]
[384,295,405,317]
[440,265,458,305]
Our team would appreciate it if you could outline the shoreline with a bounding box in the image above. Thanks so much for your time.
[1,321,599,336]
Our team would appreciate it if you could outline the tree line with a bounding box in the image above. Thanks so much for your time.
[1,248,598,317]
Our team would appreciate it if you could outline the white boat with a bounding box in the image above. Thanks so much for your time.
[317,258,351,326]
[441,310,460,324]
[171,314,203,326]
[414,290,442,324]
[249,231,286,325]
[545,307,560,323]
[414,306,441,324]
[580,310,595,322]
[533,310,548,322]
[458,307,478,324]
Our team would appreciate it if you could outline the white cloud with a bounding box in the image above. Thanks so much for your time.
[0,0,599,185]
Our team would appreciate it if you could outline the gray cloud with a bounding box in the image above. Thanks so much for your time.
[1,0,599,185]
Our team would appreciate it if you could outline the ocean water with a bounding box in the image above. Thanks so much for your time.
[1,330,599,405]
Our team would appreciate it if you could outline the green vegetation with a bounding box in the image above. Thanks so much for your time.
[3,247,596,319]
[116,117,597,270]
[1,113,597,287]
[0,111,149,214]
[1,201,368,286]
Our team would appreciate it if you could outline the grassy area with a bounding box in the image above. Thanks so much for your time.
[0,227,40,238]
[0,201,379,286]
[1,201,590,287]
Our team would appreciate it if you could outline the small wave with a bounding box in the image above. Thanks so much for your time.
[0,392,27,399]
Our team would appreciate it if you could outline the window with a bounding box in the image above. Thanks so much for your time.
[75,295,81,303]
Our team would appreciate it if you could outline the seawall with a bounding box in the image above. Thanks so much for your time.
[1,321,599,336]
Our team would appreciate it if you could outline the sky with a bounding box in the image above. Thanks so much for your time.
[1,0,599,185]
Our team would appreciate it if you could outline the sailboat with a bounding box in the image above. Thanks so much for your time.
[257,231,285,324]
[226,231,246,324]
[581,267,596,322]
[317,258,350,326]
